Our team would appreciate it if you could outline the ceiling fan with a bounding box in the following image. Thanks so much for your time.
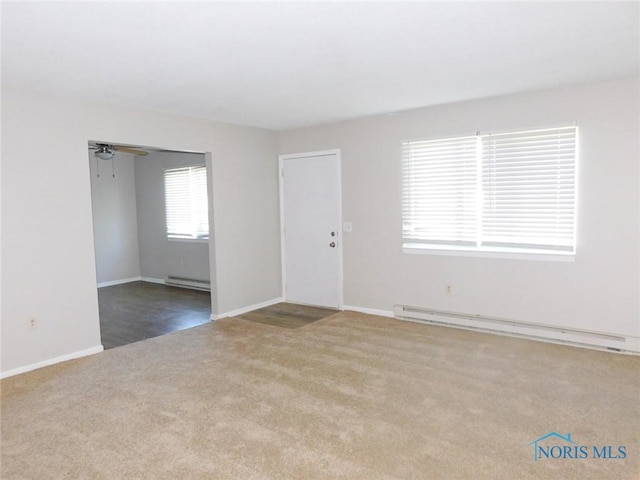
[89,143,149,160]
[89,143,149,178]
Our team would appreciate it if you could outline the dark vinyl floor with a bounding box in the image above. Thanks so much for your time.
[235,302,338,329]
[98,281,211,350]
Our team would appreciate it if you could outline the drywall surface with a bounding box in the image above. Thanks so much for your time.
[135,151,210,282]
[278,77,640,337]
[1,87,281,374]
[89,152,141,284]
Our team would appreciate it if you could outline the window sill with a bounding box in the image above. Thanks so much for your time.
[403,244,575,262]
[167,237,209,244]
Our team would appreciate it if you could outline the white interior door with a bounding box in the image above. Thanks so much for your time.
[281,151,342,309]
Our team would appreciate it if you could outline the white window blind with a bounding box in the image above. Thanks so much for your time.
[481,127,576,252]
[164,166,209,240]
[402,126,577,255]
[402,135,478,247]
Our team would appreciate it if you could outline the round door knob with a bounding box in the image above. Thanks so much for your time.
[329,242,336,248]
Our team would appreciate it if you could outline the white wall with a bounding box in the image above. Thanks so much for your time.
[89,152,141,284]
[278,77,640,337]
[135,151,210,282]
[1,87,281,375]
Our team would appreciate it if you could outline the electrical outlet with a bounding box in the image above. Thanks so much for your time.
[343,222,353,233]
[27,318,38,330]
[446,285,453,295]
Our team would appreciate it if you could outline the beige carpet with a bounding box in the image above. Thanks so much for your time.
[1,312,638,479]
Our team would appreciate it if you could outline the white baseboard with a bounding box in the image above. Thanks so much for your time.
[343,305,394,318]
[97,276,142,288]
[98,277,167,288]
[0,345,104,379]
[214,297,284,320]
[98,277,175,288]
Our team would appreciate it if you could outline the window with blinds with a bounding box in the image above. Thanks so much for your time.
[402,126,577,256]
[164,166,209,240]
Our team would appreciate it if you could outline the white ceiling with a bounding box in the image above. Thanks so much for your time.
[2,2,638,131]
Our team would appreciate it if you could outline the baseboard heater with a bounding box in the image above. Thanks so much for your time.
[393,305,639,354]
[165,276,211,292]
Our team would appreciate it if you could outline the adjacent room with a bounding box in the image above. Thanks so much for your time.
[88,144,213,348]
[1,2,638,479]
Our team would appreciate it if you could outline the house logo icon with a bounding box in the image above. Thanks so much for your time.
[529,432,576,462]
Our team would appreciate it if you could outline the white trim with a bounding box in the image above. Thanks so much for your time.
[401,122,578,146]
[403,246,575,262]
[99,276,214,288]
[204,151,218,320]
[213,297,284,320]
[1,345,104,379]
[278,155,286,300]
[140,276,166,285]
[97,276,142,288]
[278,149,344,309]
[343,305,394,318]
[279,149,341,161]
[167,238,209,244]
[336,151,344,309]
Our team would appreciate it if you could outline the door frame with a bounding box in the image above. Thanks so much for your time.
[278,149,344,309]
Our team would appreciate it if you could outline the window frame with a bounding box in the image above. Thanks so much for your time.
[164,164,210,241]
[401,125,578,261]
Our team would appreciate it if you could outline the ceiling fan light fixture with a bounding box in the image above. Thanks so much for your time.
[94,144,115,160]
[95,151,114,160]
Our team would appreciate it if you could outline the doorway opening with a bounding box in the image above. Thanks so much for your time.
[88,141,216,349]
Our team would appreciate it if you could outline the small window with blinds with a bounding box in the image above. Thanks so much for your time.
[402,126,577,257]
[164,165,209,240]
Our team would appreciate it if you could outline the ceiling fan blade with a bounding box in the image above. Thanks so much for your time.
[115,146,149,156]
